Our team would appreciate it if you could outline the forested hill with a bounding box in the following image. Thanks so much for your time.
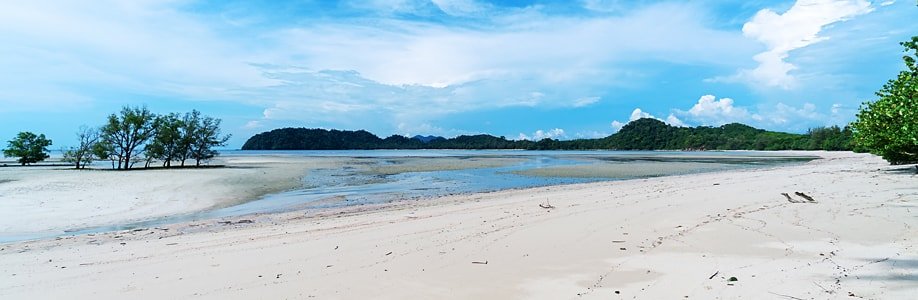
[241,118,854,151]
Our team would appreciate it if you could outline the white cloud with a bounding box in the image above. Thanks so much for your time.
[665,114,687,127]
[275,2,755,88]
[831,103,842,114]
[572,96,601,107]
[677,95,761,126]
[574,130,610,139]
[582,0,625,13]
[629,108,654,121]
[880,1,895,6]
[0,1,761,135]
[609,108,685,132]
[346,0,433,15]
[518,128,566,141]
[669,94,831,130]
[431,0,488,16]
[712,0,873,89]
[242,120,263,130]
[610,120,626,132]
[608,95,834,132]
[769,102,820,125]
[0,0,275,108]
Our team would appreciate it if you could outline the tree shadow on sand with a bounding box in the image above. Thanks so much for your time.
[882,165,918,175]
[853,258,918,282]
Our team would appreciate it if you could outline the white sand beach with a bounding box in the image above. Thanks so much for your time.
[0,155,328,237]
[1,151,916,299]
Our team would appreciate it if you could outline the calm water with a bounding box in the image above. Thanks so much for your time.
[8,150,815,242]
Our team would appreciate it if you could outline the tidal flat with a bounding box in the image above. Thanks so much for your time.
[3,152,916,300]
[1,150,814,242]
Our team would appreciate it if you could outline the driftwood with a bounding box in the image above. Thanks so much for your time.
[781,193,801,203]
[539,201,555,209]
[794,192,817,203]
[218,219,254,225]
[709,271,719,280]
[471,261,488,265]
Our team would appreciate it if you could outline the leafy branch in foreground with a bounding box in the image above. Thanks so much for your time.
[852,35,918,165]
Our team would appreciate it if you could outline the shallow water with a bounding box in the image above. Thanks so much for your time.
[5,150,815,242]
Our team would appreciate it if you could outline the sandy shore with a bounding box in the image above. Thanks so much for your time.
[0,155,332,238]
[1,152,916,299]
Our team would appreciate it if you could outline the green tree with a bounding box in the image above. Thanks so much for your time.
[98,106,158,169]
[852,36,918,165]
[3,132,52,166]
[62,126,99,169]
[188,111,230,166]
[146,113,185,167]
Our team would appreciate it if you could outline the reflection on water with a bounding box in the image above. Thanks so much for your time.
[11,150,815,242]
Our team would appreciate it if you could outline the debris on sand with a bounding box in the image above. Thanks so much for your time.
[781,193,799,203]
[218,219,255,225]
[794,192,817,203]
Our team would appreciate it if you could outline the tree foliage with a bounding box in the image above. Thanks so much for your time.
[62,126,99,169]
[3,131,53,166]
[92,108,229,169]
[187,111,231,166]
[852,36,918,165]
[97,106,157,169]
[146,113,186,167]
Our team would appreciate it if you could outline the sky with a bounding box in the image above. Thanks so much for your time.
[0,0,916,148]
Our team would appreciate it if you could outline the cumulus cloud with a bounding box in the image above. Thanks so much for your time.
[610,120,626,132]
[609,108,685,132]
[609,94,836,133]
[675,95,761,126]
[711,0,873,89]
[0,0,760,137]
[518,128,566,141]
[665,114,687,127]
[671,94,832,130]
[629,108,654,121]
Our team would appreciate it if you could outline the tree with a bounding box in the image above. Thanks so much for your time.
[852,36,918,165]
[3,132,52,166]
[146,113,185,167]
[62,126,99,169]
[97,106,158,169]
[175,111,200,166]
[188,111,230,166]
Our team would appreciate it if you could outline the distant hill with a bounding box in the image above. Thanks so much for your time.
[241,118,853,151]
[412,135,444,143]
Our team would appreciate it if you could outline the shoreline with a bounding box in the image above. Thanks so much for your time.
[1,151,916,299]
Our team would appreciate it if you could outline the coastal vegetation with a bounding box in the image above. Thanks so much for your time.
[4,106,230,170]
[852,35,918,165]
[2,131,53,166]
[242,119,854,151]
[62,126,99,169]
[92,106,231,169]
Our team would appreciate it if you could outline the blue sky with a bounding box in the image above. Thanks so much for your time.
[1,0,916,148]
